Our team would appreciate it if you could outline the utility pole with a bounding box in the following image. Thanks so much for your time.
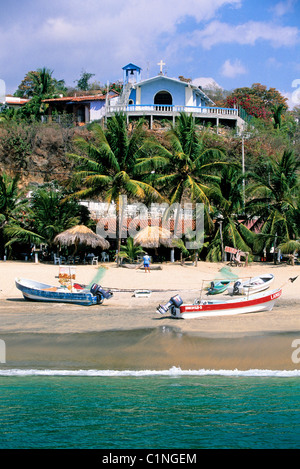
[235,131,250,212]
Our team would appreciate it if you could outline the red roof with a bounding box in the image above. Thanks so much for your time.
[43,92,118,103]
[43,95,106,103]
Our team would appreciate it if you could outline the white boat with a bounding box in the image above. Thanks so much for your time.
[227,273,274,295]
[156,288,282,319]
[15,278,113,306]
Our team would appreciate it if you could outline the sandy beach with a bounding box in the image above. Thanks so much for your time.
[0,259,299,370]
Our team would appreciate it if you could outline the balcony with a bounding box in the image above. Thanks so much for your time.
[107,103,238,117]
[106,104,241,129]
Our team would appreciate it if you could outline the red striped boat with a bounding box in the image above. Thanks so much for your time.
[156,288,283,319]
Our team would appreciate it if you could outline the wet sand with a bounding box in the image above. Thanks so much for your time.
[0,260,299,370]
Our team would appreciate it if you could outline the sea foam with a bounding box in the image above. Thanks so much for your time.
[0,367,299,378]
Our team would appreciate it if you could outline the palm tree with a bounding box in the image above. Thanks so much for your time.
[0,173,26,223]
[0,172,29,257]
[29,187,84,248]
[3,185,88,254]
[272,103,285,129]
[19,68,66,120]
[136,113,226,253]
[118,237,145,263]
[27,68,55,98]
[66,113,163,264]
[206,165,256,261]
[246,149,300,258]
[137,113,225,205]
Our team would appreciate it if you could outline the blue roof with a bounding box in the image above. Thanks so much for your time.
[122,63,142,71]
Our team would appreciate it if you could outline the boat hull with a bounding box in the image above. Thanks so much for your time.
[207,280,231,295]
[227,274,274,295]
[15,278,98,306]
[165,288,282,319]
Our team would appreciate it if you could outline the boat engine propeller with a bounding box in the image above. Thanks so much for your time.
[156,294,183,316]
[90,283,113,304]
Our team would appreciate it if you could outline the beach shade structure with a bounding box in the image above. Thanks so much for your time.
[133,226,173,249]
[54,224,110,255]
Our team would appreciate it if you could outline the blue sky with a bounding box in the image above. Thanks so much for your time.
[1,0,299,107]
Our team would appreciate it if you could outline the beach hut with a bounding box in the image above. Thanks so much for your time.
[54,225,110,259]
[133,226,174,262]
[133,226,173,249]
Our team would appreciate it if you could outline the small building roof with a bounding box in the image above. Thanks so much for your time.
[42,92,118,104]
[122,63,142,71]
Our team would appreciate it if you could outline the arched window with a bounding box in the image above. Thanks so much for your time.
[154,91,172,105]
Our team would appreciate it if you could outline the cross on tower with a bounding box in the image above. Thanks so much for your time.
[157,59,166,74]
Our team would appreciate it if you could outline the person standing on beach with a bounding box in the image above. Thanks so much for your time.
[143,253,151,273]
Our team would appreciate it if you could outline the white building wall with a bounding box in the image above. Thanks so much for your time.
[185,86,194,106]
[90,101,106,121]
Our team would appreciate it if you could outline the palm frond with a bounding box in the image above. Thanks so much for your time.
[4,224,45,245]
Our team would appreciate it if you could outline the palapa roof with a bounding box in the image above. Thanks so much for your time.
[134,226,173,249]
[54,225,110,250]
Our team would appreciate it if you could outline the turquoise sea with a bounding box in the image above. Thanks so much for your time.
[0,368,299,449]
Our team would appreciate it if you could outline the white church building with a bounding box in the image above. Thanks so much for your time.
[106,62,246,130]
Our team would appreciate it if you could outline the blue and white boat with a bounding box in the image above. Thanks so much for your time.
[15,278,113,306]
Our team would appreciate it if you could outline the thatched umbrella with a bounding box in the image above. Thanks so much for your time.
[54,225,110,255]
[134,226,173,249]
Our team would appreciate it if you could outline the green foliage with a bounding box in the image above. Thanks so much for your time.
[0,121,33,169]
[119,237,145,262]
[2,183,90,253]
[137,113,226,206]
[1,100,300,263]
[67,113,162,204]
[15,68,67,99]
[246,150,300,254]
[0,172,28,224]
[75,71,95,91]
[12,68,67,121]
[0,172,29,256]
[66,113,163,264]
[206,165,256,260]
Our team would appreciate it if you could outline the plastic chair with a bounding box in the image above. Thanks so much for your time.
[91,256,98,265]
[54,254,61,265]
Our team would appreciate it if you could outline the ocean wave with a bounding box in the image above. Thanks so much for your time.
[0,367,299,378]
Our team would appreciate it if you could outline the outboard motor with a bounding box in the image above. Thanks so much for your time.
[157,294,183,316]
[207,281,215,295]
[232,281,241,295]
[90,283,113,304]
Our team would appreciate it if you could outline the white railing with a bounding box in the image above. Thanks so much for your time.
[107,104,239,117]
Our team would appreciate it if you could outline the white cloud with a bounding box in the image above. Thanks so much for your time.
[41,17,78,41]
[0,0,243,90]
[271,0,296,17]
[220,59,247,78]
[266,57,283,68]
[0,0,298,95]
[189,20,299,49]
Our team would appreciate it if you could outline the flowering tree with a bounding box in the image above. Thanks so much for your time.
[225,83,288,122]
